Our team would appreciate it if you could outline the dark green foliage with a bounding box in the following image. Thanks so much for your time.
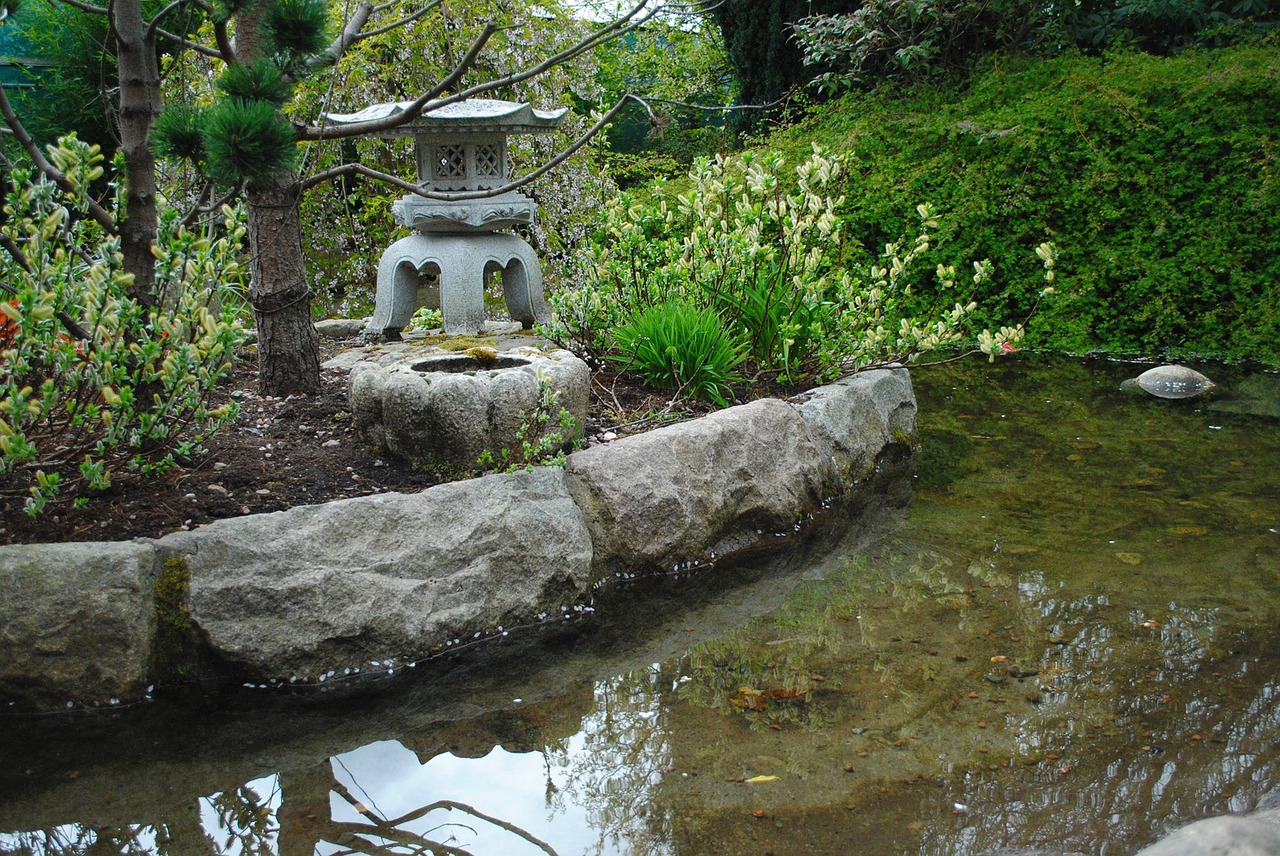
[202,99,297,189]
[794,0,1065,92]
[151,104,207,162]
[611,301,748,405]
[1068,0,1280,52]
[702,0,858,119]
[217,59,294,105]
[766,43,1280,363]
[264,0,330,64]
[151,0,329,189]
[1,6,114,148]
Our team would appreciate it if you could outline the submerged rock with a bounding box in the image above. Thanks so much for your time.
[1120,365,1216,399]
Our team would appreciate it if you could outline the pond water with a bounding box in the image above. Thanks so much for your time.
[3,354,1279,856]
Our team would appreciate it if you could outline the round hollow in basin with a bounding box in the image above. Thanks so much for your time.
[411,355,532,373]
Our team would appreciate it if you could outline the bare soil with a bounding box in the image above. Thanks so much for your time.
[0,338,728,546]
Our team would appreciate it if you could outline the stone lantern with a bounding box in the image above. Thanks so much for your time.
[324,98,567,338]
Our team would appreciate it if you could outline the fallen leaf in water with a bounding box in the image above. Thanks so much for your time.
[1141,620,1162,629]
[745,775,779,784]
[1167,525,1210,536]
[990,655,1009,663]
[1115,552,1144,565]
[751,809,766,818]
[729,685,810,711]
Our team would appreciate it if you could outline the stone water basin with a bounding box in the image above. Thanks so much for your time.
[349,346,589,472]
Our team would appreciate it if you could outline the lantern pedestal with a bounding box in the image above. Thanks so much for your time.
[368,231,547,337]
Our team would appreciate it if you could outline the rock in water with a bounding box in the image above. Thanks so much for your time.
[1120,365,1216,399]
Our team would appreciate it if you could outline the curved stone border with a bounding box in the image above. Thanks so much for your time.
[0,369,916,712]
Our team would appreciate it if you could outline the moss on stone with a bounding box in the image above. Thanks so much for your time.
[151,557,195,683]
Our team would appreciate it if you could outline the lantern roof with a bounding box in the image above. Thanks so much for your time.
[323,98,567,138]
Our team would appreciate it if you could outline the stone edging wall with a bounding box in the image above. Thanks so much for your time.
[0,369,916,712]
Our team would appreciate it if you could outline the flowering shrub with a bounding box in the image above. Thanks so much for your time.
[0,138,249,515]
[547,146,1054,396]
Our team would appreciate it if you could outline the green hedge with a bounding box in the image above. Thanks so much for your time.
[764,43,1280,364]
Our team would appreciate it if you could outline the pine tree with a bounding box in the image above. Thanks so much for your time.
[152,0,328,394]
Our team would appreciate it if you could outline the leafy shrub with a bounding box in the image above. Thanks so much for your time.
[795,0,1056,92]
[547,147,1050,395]
[762,44,1280,363]
[610,301,747,406]
[0,138,249,514]
[793,0,1278,93]
[407,305,443,331]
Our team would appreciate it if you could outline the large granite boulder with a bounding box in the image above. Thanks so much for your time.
[793,368,917,486]
[1135,803,1280,855]
[157,467,593,682]
[564,398,841,580]
[0,541,158,708]
[349,347,588,473]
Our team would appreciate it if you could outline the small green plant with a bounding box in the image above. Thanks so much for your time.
[406,305,443,331]
[610,300,747,406]
[0,137,249,515]
[476,375,581,473]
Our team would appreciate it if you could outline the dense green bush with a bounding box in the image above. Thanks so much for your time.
[0,139,248,514]
[764,43,1280,363]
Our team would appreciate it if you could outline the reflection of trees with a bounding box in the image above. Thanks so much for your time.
[202,782,280,856]
[324,781,558,856]
[1,825,99,856]
[2,820,201,856]
[542,667,674,856]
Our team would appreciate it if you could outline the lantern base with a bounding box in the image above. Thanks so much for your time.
[366,232,550,338]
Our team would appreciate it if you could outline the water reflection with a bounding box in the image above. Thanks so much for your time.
[3,355,1280,854]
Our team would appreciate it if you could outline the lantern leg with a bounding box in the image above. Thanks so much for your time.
[494,236,550,330]
[436,240,487,335]
[368,234,436,341]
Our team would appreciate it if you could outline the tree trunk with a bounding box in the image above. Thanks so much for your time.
[111,0,162,303]
[247,176,320,395]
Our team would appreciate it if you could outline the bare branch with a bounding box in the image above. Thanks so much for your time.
[353,0,443,43]
[179,186,239,228]
[151,25,225,57]
[299,0,662,143]
[0,84,116,232]
[53,0,108,14]
[448,0,661,103]
[297,21,496,141]
[301,94,638,198]
[144,0,194,41]
[310,1,376,68]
